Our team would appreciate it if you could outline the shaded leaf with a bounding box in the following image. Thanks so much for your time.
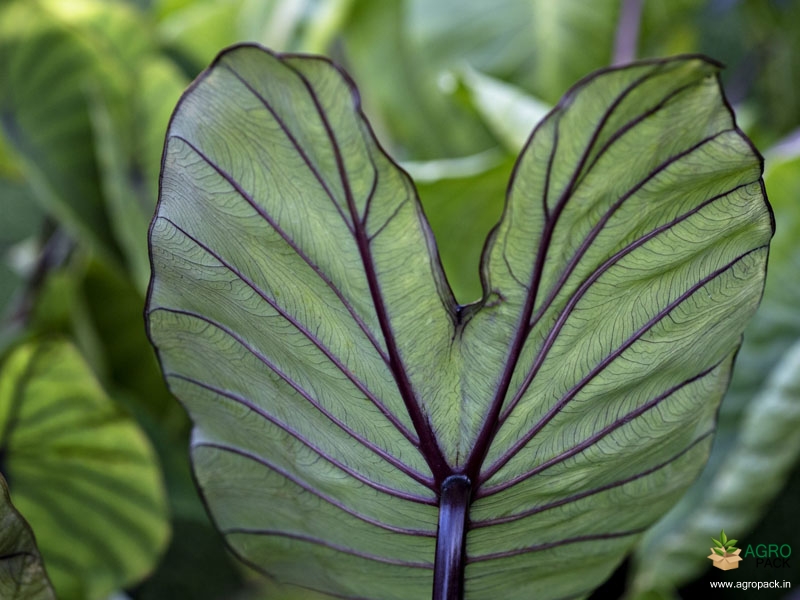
[0,340,169,600]
[0,0,150,258]
[414,155,513,303]
[0,474,55,600]
[406,0,620,104]
[147,46,771,599]
[340,0,493,159]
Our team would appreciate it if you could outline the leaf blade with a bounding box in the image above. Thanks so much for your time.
[147,48,771,600]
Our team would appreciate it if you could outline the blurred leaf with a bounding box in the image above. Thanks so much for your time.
[133,58,189,202]
[0,474,56,600]
[631,338,800,595]
[639,0,703,58]
[156,0,314,69]
[414,155,513,303]
[132,518,245,600]
[0,174,43,328]
[460,67,550,153]
[87,54,186,293]
[340,0,619,159]
[0,0,154,260]
[0,340,170,600]
[88,89,152,292]
[406,0,620,104]
[340,0,493,159]
[80,259,182,429]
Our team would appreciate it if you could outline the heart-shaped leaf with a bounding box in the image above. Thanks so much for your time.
[146,45,771,599]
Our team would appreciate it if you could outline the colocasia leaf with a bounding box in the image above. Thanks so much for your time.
[146,45,772,599]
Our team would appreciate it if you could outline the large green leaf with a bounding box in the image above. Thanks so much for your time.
[628,150,800,595]
[0,340,170,600]
[147,46,771,599]
[0,474,55,600]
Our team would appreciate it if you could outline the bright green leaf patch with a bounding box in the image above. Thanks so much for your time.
[0,340,170,600]
[147,45,772,599]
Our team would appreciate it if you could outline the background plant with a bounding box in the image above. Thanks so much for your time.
[1,1,799,599]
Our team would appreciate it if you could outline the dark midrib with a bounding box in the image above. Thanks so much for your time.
[461,66,668,484]
[432,475,471,600]
[153,307,433,488]
[480,358,724,494]
[172,371,435,492]
[284,61,451,485]
[168,134,390,366]
[222,64,355,234]
[158,212,418,446]
[499,157,747,425]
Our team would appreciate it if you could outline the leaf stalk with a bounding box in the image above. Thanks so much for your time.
[433,475,472,600]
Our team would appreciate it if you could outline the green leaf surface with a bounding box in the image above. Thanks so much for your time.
[629,149,800,596]
[0,474,55,600]
[147,46,771,599]
[631,339,800,595]
[0,340,170,600]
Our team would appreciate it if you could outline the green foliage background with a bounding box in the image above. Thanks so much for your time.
[0,0,798,598]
